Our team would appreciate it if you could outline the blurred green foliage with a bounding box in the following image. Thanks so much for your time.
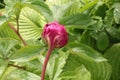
[0,0,120,80]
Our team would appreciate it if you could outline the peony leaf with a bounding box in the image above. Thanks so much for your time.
[10,46,44,62]
[96,32,109,51]
[0,38,19,58]
[104,43,120,80]
[18,7,47,40]
[62,42,112,80]
[0,22,21,41]
[60,13,95,27]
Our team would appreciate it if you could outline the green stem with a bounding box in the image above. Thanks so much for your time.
[16,16,27,46]
[8,23,27,46]
[0,12,27,46]
[0,64,8,79]
[41,47,53,80]
[16,17,19,34]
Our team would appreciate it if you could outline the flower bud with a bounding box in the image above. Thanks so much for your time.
[41,21,68,48]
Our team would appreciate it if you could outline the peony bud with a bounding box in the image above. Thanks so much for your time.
[41,21,68,48]
[40,21,68,80]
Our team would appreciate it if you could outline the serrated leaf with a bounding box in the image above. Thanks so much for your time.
[96,32,109,51]
[104,43,120,80]
[10,46,44,62]
[18,7,47,40]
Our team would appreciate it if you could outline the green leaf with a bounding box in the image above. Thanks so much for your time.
[59,65,91,80]
[63,1,81,16]
[80,30,95,47]
[4,0,16,5]
[96,32,109,51]
[104,8,114,28]
[0,66,14,80]
[59,71,77,79]
[0,38,19,58]
[13,2,24,18]
[46,0,73,5]
[46,0,81,21]
[3,0,49,40]
[1,67,39,80]
[0,22,20,41]
[18,7,47,40]
[46,0,98,13]
[50,50,68,80]
[68,42,107,62]
[4,0,52,21]
[93,3,108,19]
[22,59,42,75]
[104,43,120,80]
[10,46,43,62]
[79,0,99,13]
[4,0,25,18]
[60,13,95,27]
[46,2,73,21]
[0,59,8,78]
[26,0,53,21]
[4,0,16,16]
[62,42,112,80]
[114,3,120,24]
[38,49,69,80]
[106,27,120,40]
[0,16,7,25]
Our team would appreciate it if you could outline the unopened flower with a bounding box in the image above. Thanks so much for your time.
[41,21,68,80]
[42,21,68,48]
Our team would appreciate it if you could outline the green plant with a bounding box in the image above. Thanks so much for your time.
[0,0,120,80]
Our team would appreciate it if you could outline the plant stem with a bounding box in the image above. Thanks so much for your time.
[41,47,53,80]
[8,23,27,46]
[0,13,2,16]
[16,17,19,34]
[16,16,27,46]
[0,12,27,46]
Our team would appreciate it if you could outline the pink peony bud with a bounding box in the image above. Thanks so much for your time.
[40,21,68,80]
[42,21,68,48]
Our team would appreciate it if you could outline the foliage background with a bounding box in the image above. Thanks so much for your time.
[0,0,120,80]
